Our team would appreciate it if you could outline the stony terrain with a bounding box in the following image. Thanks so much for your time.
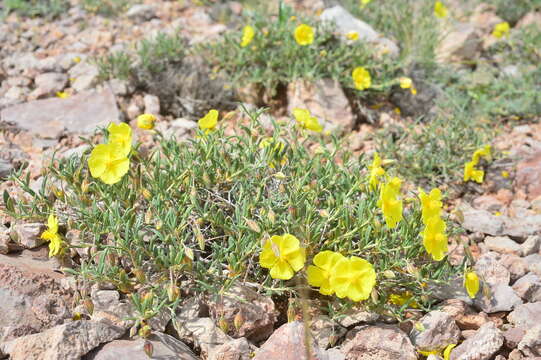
[1,0,541,359]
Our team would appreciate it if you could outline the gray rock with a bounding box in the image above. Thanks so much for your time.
[474,252,510,286]
[1,86,29,106]
[208,283,277,342]
[512,273,541,302]
[108,79,131,97]
[0,158,13,179]
[473,283,522,313]
[508,302,541,328]
[31,72,68,98]
[36,57,62,73]
[484,236,522,255]
[389,72,440,117]
[180,318,231,358]
[172,297,208,340]
[460,205,505,236]
[503,215,541,240]
[320,6,399,56]
[521,235,541,256]
[0,320,125,360]
[518,325,541,357]
[524,254,541,276]
[410,311,461,352]
[310,315,346,349]
[437,23,481,63]
[450,322,503,360]
[86,332,198,360]
[143,94,160,115]
[341,324,417,360]
[1,88,120,138]
[208,337,254,360]
[0,225,15,254]
[126,4,157,21]
[253,321,331,360]
[9,223,46,249]
[69,62,100,93]
[500,254,529,283]
[2,52,39,76]
[336,310,380,327]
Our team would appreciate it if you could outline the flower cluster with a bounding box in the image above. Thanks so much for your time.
[198,109,219,134]
[378,177,403,228]
[492,22,510,39]
[259,234,306,280]
[463,145,491,183]
[88,123,132,185]
[419,188,448,261]
[434,1,448,18]
[292,108,323,132]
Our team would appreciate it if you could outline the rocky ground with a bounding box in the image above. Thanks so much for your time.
[1,0,541,359]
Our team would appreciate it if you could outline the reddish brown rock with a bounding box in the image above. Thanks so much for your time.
[516,151,541,201]
[341,325,417,360]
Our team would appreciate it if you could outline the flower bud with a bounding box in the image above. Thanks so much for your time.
[167,284,180,302]
[136,114,156,130]
[233,312,244,331]
[143,340,154,357]
[139,324,151,338]
[218,317,229,333]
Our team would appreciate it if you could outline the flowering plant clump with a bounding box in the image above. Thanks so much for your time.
[6,108,460,326]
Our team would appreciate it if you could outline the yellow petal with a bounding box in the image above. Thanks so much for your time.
[270,259,294,280]
[307,265,326,287]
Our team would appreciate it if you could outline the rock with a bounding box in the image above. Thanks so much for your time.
[440,299,468,320]
[126,4,157,21]
[516,151,541,201]
[341,324,416,360]
[1,86,29,107]
[9,223,46,249]
[500,254,528,283]
[90,289,134,329]
[0,225,18,254]
[178,318,231,358]
[108,79,131,97]
[474,252,510,286]
[524,254,541,276]
[429,277,473,303]
[0,158,13,179]
[503,215,541,240]
[508,302,541,328]
[336,309,379,327]
[208,337,254,360]
[456,313,489,331]
[287,78,355,132]
[389,67,440,117]
[516,12,541,29]
[156,118,198,140]
[86,332,198,360]
[472,195,504,212]
[143,94,160,115]
[320,6,399,55]
[2,52,39,76]
[208,283,277,342]
[69,62,100,92]
[172,297,209,340]
[310,315,346,349]
[437,23,481,63]
[484,236,522,255]
[512,273,541,302]
[410,311,461,352]
[1,88,120,138]
[460,205,505,236]
[32,72,68,98]
[450,322,503,360]
[253,321,329,360]
[473,283,522,313]
[0,320,125,360]
[521,235,541,256]
[503,327,526,350]
[0,255,72,342]
[518,325,541,357]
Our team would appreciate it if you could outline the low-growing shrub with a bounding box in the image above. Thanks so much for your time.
[6,108,463,329]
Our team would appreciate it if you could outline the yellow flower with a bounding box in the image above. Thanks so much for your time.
[422,216,448,261]
[241,25,255,47]
[307,251,345,295]
[346,31,359,41]
[198,109,219,134]
[292,108,323,132]
[259,234,306,280]
[463,161,484,183]
[492,22,510,38]
[294,24,314,46]
[136,114,156,130]
[88,143,130,185]
[399,77,413,89]
[419,188,443,225]
[378,177,403,228]
[56,91,69,99]
[389,291,420,308]
[368,152,385,190]
[472,145,491,164]
[434,1,448,18]
[40,214,62,257]
[464,271,480,299]
[329,256,376,302]
[107,122,132,157]
[419,344,456,360]
[501,170,510,178]
[352,67,371,91]
[73,56,81,63]
[360,0,371,6]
